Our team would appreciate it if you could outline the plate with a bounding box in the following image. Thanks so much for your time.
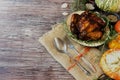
[64,11,110,47]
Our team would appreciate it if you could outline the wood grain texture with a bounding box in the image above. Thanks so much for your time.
[0,0,74,80]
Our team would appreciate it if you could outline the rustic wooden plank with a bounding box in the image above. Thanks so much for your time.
[0,0,75,80]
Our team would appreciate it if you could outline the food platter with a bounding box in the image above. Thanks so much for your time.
[65,11,110,47]
[62,0,120,80]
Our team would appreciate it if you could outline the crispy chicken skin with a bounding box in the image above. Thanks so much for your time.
[87,31,103,40]
[70,11,106,40]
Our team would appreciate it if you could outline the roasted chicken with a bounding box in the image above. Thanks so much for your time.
[70,11,106,40]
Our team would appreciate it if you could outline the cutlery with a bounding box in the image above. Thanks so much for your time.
[53,37,91,76]
[65,36,96,72]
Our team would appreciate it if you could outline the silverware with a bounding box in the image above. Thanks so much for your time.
[65,36,96,72]
[53,37,91,76]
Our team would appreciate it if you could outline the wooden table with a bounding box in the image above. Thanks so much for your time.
[0,0,75,80]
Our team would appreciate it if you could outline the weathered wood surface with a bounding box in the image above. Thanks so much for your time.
[0,0,75,80]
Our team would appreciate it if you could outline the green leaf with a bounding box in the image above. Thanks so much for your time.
[70,0,88,11]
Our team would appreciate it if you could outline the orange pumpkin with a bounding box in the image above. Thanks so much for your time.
[108,35,120,49]
[115,20,120,33]
[100,49,120,80]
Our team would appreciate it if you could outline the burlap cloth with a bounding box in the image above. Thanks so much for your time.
[39,23,103,80]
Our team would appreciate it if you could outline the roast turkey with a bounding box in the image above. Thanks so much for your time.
[70,11,106,40]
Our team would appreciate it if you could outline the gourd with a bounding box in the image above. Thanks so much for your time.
[95,0,120,12]
[108,35,120,49]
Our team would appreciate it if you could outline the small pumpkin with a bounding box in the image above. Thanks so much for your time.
[108,35,120,49]
[95,0,120,12]
[115,20,120,33]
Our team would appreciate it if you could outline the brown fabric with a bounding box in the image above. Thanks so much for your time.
[39,23,103,80]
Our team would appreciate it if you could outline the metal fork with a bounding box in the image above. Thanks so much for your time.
[65,36,96,72]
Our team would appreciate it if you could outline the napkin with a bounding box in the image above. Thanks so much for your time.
[39,23,103,80]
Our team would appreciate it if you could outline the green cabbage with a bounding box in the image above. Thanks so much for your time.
[95,0,120,12]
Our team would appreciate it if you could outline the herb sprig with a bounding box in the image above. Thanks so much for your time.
[70,0,88,11]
